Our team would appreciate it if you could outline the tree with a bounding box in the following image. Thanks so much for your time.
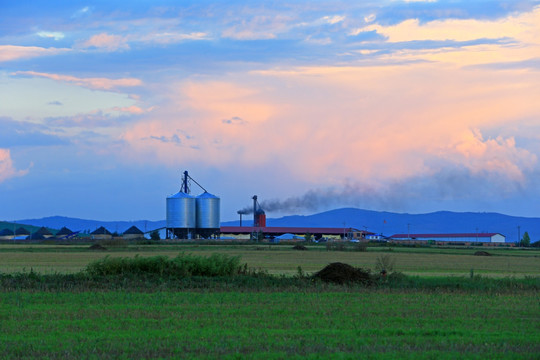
[520,232,531,247]
[304,232,312,242]
[150,230,160,241]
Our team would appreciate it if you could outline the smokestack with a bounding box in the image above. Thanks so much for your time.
[253,195,258,227]
[237,211,243,227]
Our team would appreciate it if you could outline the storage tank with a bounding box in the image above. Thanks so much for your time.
[166,191,196,238]
[196,192,220,238]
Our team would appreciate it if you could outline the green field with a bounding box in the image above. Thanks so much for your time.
[1,291,538,359]
[0,244,538,277]
[0,244,538,359]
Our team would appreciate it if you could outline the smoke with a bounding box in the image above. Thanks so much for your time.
[237,183,388,215]
[236,166,536,215]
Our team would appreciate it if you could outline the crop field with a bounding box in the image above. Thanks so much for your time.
[1,291,538,359]
[0,244,538,277]
[0,244,538,359]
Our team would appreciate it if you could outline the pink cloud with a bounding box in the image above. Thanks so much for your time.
[111,105,149,114]
[79,33,129,51]
[12,71,142,91]
[0,45,69,62]
[119,61,539,193]
[0,149,28,183]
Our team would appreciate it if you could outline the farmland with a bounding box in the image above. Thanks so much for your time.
[0,244,539,359]
[1,291,538,359]
[0,243,538,277]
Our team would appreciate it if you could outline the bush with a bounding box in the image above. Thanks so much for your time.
[85,253,243,278]
[375,254,396,274]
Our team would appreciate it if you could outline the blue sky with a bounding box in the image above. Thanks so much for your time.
[1,0,540,221]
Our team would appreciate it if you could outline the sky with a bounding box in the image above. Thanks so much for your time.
[1,0,540,222]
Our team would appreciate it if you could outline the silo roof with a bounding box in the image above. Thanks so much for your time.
[197,191,219,199]
[167,191,195,199]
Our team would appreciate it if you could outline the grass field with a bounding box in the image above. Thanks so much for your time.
[0,244,538,359]
[0,244,538,277]
[1,291,538,359]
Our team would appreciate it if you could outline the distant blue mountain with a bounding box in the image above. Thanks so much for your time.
[15,209,540,242]
[223,208,540,243]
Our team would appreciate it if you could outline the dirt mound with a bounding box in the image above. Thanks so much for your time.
[89,244,107,251]
[474,251,491,256]
[313,262,372,285]
[292,245,308,250]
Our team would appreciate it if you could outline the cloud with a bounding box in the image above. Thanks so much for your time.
[79,33,129,51]
[445,129,537,183]
[12,71,142,91]
[72,6,92,19]
[110,106,149,115]
[36,31,65,40]
[0,149,28,183]
[359,6,540,43]
[222,116,246,125]
[118,57,540,209]
[139,32,209,45]
[0,45,69,62]
[0,117,69,147]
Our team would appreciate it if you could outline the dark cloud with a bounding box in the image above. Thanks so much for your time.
[222,116,246,125]
[149,134,182,144]
[0,117,69,147]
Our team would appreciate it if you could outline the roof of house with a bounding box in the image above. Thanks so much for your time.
[123,226,144,235]
[28,232,45,240]
[91,226,112,235]
[15,227,30,235]
[35,227,52,236]
[0,229,14,236]
[56,227,73,236]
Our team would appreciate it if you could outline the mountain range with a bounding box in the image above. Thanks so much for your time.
[10,208,540,242]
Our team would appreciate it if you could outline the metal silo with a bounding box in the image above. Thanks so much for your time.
[196,191,220,238]
[166,191,196,239]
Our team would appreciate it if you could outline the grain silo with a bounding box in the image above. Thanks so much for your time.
[166,171,220,239]
[166,191,196,239]
[196,191,220,238]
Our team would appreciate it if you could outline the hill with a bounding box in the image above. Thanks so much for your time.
[223,208,540,243]
[10,209,540,243]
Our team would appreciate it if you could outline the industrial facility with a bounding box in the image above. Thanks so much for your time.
[166,171,220,239]
[390,233,506,245]
[221,194,369,241]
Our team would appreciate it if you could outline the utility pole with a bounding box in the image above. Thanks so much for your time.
[407,223,410,240]
[518,226,521,246]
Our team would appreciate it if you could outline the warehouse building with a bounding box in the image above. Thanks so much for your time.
[390,233,506,245]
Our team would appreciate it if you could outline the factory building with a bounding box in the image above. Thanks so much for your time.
[390,233,506,245]
[220,226,370,240]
